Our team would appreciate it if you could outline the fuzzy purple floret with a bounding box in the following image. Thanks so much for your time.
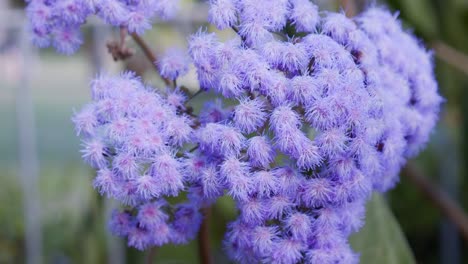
[25,0,180,54]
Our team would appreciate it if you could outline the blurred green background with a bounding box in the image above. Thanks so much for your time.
[1,0,468,263]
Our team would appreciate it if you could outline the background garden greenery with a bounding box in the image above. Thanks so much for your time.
[1,0,468,263]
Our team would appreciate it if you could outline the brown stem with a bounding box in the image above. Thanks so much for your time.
[107,27,134,61]
[130,33,173,87]
[188,89,203,102]
[119,26,128,49]
[432,41,468,76]
[403,163,468,242]
[176,145,200,158]
[341,0,358,17]
[231,25,240,34]
[231,25,248,44]
[198,207,213,264]
[146,247,157,264]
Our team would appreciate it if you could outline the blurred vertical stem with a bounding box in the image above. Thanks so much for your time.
[17,17,42,264]
[146,247,157,264]
[341,0,358,17]
[198,207,213,264]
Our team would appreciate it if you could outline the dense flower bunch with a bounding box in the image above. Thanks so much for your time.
[72,72,205,249]
[25,0,179,54]
[185,2,442,263]
[36,0,441,263]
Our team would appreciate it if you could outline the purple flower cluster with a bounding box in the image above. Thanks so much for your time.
[25,0,179,54]
[72,72,204,249]
[184,3,442,264]
[64,1,442,263]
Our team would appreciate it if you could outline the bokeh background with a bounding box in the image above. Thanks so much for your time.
[1,0,468,263]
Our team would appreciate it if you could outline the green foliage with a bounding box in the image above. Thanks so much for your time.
[384,0,468,262]
[4,0,468,263]
[398,0,439,38]
[351,194,416,264]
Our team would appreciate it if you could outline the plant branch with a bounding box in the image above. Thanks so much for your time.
[119,26,127,49]
[198,207,213,264]
[341,0,358,17]
[188,89,203,102]
[231,25,248,44]
[130,33,173,87]
[107,27,134,61]
[432,41,468,76]
[146,247,157,264]
[402,163,468,242]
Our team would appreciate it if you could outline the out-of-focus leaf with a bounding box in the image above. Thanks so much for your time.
[351,194,416,264]
[398,0,439,38]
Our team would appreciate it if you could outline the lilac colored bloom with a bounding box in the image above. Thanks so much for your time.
[127,225,151,250]
[171,202,203,244]
[224,220,257,263]
[137,200,169,229]
[261,41,308,73]
[93,168,118,197]
[252,170,278,197]
[290,75,321,105]
[25,0,181,53]
[166,116,193,146]
[150,153,184,196]
[112,152,140,179]
[267,238,305,264]
[109,210,132,236]
[153,0,180,20]
[261,72,290,106]
[338,200,366,236]
[265,194,293,219]
[220,157,253,201]
[270,105,302,134]
[300,177,334,207]
[251,225,279,256]
[62,0,441,260]
[151,221,172,246]
[96,0,129,26]
[187,5,439,262]
[217,69,245,98]
[239,197,266,224]
[80,138,108,169]
[295,139,322,170]
[74,72,203,249]
[127,11,152,35]
[208,0,238,30]
[289,0,319,32]
[238,0,289,32]
[322,12,357,45]
[188,30,219,66]
[307,244,359,264]
[72,104,97,136]
[273,166,302,196]
[284,212,313,242]
[166,88,187,110]
[316,127,348,157]
[199,99,230,124]
[233,98,267,133]
[136,174,160,200]
[52,25,83,55]
[200,165,225,199]
[159,49,190,80]
[247,136,275,168]
[277,43,308,73]
[196,123,245,156]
